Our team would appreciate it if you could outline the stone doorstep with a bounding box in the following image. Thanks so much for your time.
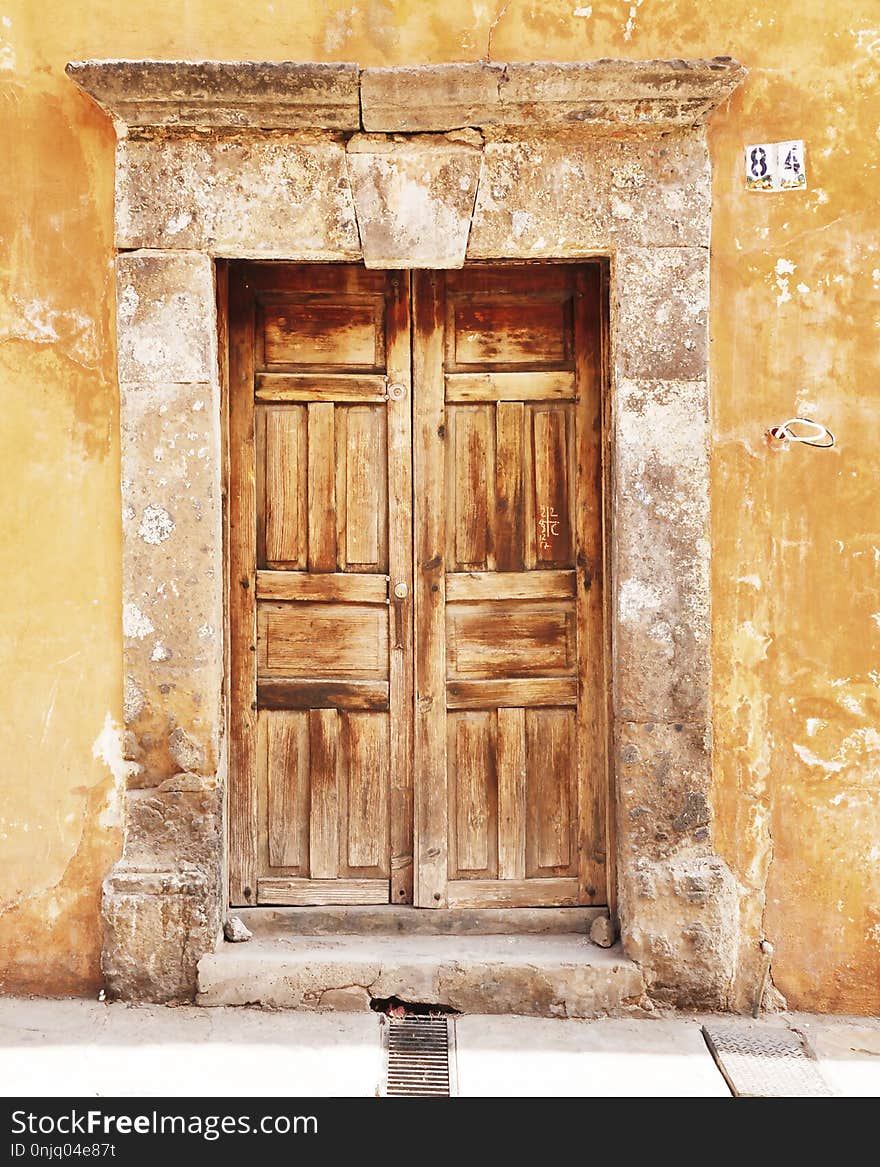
[234,905,605,937]
[196,932,647,1018]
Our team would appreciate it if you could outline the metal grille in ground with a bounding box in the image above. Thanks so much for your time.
[383,1016,456,1097]
[702,1025,833,1097]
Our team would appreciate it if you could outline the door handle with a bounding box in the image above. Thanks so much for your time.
[391,581,408,650]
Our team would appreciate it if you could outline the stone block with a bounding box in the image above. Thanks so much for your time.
[616,721,713,860]
[617,852,743,1009]
[116,251,217,383]
[67,60,361,130]
[102,868,220,1003]
[615,248,709,381]
[120,381,223,784]
[360,59,745,133]
[116,134,361,258]
[346,134,482,268]
[613,379,710,722]
[360,63,505,132]
[469,132,710,256]
[124,785,222,871]
[497,59,745,128]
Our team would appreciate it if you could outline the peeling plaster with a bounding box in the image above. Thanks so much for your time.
[91,714,135,825]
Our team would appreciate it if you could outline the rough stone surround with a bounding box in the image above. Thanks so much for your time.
[67,58,748,1007]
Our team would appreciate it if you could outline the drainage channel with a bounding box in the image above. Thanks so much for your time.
[702,1024,833,1097]
[381,1015,457,1097]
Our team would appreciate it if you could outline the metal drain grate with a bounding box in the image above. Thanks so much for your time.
[703,1025,833,1097]
[383,1016,455,1097]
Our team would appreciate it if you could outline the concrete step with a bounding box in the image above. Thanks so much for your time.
[197,933,647,1018]
[234,905,604,937]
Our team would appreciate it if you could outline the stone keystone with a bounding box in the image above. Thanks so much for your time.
[346,134,483,269]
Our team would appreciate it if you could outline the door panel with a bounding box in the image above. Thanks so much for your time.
[230,261,605,912]
[229,264,413,907]
[413,265,606,908]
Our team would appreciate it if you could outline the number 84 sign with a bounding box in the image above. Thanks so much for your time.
[745,140,807,192]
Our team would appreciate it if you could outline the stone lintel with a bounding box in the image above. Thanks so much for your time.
[67,57,746,134]
[361,59,746,132]
[65,60,361,130]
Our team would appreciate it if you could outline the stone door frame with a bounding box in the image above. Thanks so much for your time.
[68,57,749,1007]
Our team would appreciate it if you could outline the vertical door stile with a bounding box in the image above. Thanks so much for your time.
[413,272,449,907]
[386,271,415,905]
[574,264,607,905]
[229,271,258,906]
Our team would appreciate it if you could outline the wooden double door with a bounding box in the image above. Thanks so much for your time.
[228,262,607,910]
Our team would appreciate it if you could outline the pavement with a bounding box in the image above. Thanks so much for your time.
[0,998,878,1097]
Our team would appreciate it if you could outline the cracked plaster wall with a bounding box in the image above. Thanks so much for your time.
[1,1,879,1014]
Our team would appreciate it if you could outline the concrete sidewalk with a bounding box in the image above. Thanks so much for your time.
[0,999,877,1097]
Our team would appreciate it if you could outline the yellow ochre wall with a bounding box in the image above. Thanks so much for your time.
[1,1,877,1012]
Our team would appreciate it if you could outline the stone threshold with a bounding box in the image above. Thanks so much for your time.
[196,927,647,1017]
[235,905,606,937]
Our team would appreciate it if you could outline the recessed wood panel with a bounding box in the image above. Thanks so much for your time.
[446,601,576,679]
[449,300,571,369]
[494,401,524,571]
[447,404,494,571]
[497,707,526,880]
[446,877,579,908]
[265,711,310,871]
[256,878,390,905]
[341,406,386,570]
[258,602,388,678]
[260,297,384,370]
[526,708,577,877]
[532,404,574,568]
[261,402,388,575]
[306,402,337,571]
[341,712,389,872]
[263,405,307,568]
[447,711,497,877]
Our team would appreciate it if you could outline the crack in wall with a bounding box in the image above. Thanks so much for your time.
[485,0,511,62]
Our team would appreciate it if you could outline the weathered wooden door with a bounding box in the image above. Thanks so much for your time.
[412,266,606,908]
[229,265,414,907]
[229,262,606,910]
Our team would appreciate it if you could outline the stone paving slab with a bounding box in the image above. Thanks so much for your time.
[0,1000,382,1098]
[454,1015,730,1097]
[789,1012,880,1098]
[0,1000,878,1098]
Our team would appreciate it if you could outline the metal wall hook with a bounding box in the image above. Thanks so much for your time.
[766,417,835,448]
